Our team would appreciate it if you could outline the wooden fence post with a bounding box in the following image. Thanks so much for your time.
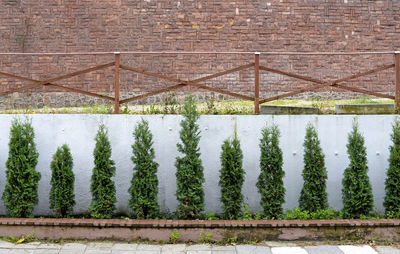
[114,52,120,114]
[254,52,260,114]
[395,51,400,111]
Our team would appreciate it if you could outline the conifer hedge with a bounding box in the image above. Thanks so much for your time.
[342,120,373,218]
[2,118,41,217]
[129,119,159,219]
[89,124,116,219]
[175,96,205,219]
[257,124,285,219]
[384,119,400,215]
[219,134,245,219]
[49,144,75,217]
[299,123,328,213]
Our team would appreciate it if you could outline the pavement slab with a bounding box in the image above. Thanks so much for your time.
[271,247,308,254]
[375,246,400,254]
[339,245,378,254]
[236,245,272,254]
[304,245,343,254]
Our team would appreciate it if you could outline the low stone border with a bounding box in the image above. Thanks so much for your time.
[0,218,399,242]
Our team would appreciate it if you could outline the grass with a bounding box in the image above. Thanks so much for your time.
[0,97,394,115]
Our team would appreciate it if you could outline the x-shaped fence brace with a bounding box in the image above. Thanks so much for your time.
[0,53,398,114]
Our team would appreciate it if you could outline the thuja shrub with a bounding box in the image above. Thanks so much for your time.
[2,118,41,217]
[175,95,205,219]
[342,120,373,218]
[89,124,116,219]
[49,144,75,217]
[129,119,159,219]
[219,135,245,219]
[384,119,400,216]
[256,124,285,219]
[299,123,328,213]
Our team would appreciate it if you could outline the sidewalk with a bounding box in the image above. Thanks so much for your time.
[0,241,399,254]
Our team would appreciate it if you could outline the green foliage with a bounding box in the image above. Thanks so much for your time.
[384,119,400,215]
[2,118,41,217]
[284,208,338,220]
[175,95,205,219]
[386,208,400,219]
[299,123,328,212]
[240,203,252,220]
[204,212,218,220]
[89,124,116,218]
[49,144,75,217]
[199,232,213,243]
[257,124,285,219]
[219,135,245,219]
[170,231,180,243]
[129,119,159,219]
[342,120,374,218]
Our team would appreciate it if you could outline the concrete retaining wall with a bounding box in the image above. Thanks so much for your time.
[0,115,395,216]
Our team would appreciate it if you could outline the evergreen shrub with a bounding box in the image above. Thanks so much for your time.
[49,144,75,217]
[175,95,205,219]
[299,123,328,212]
[129,119,159,219]
[219,131,245,219]
[342,120,373,218]
[256,124,285,219]
[89,124,116,218]
[2,118,41,217]
[384,119,400,216]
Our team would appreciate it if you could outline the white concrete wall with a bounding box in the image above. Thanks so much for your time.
[0,114,395,216]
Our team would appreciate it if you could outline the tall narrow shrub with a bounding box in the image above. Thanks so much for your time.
[2,118,41,217]
[342,120,373,218]
[175,95,205,219]
[89,124,116,218]
[299,123,328,212]
[219,131,245,219]
[129,119,159,219]
[49,144,75,217]
[384,119,400,215]
[257,124,285,219]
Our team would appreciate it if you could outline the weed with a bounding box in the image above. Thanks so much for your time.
[169,231,180,244]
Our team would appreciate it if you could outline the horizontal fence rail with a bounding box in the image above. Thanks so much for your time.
[0,51,399,113]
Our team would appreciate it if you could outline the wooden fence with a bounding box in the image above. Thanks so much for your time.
[0,51,399,114]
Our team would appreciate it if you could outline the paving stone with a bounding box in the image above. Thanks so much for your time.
[136,244,162,251]
[338,245,378,254]
[135,251,162,254]
[186,251,212,254]
[59,250,85,254]
[0,250,33,254]
[0,240,16,248]
[87,242,114,249]
[212,246,236,251]
[84,250,112,254]
[60,243,87,251]
[271,247,308,254]
[304,245,344,254]
[112,243,138,251]
[32,250,60,254]
[236,245,272,254]
[161,244,186,252]
[186,244,212,251]
[375,246,400,254]
[37,243,61,249]
[265,242,297,247]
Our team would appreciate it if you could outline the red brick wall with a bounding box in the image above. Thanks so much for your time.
[0,0,399,106]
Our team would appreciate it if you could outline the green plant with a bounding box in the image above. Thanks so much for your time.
[240,203,252,220]
[2,118,41,217]
[384,119,400,215]
[299,123,328,213]
[162,92,180,114]
[89,124,116,218]
[170,231,180,243]
[284,208,311,220]
[257,124,285,219]
[49,144,75,217]
[219,121,245,219]
[226,236,238,244]
[205,95,218,115]
[129,119,159,219]
[204,212,218,220]
[205,233,213,243]
[386,208,400,219]
[175,95,205,219]
[342,119,373,218]
[310,209,338,219]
